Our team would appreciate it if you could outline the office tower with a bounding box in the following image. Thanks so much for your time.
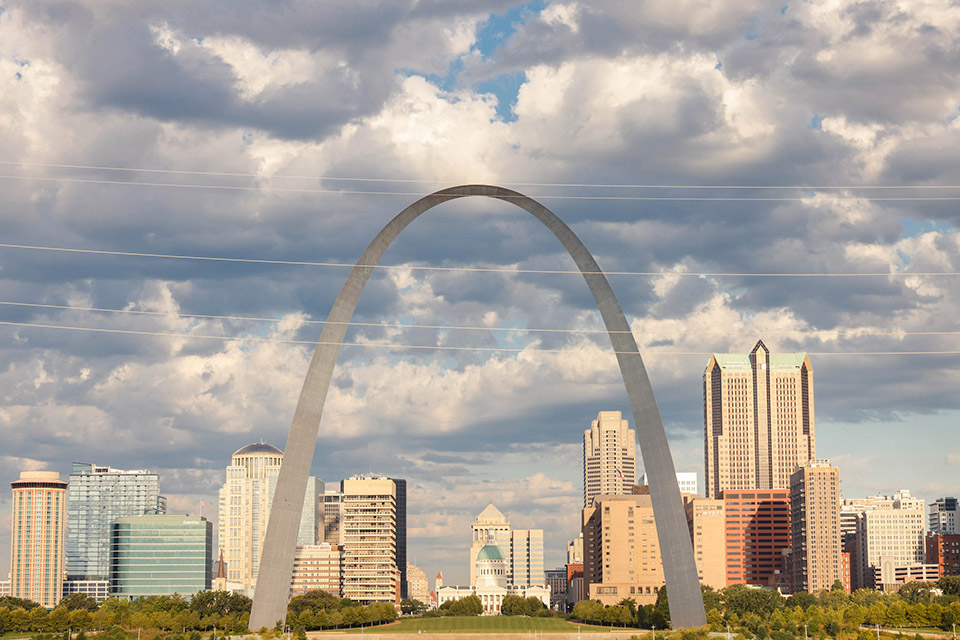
[582,493,664,606]
[567,533,583,564]
[290,543,342,597]
[217,443,321,594]
[842,490,925,590]
[722,489,791,587]
[9,471,68,608]
[109,514,212,598]
[66,462,166,585]
[683,495,726,589]
[392,478,408,599]
[789,460,842,593]
[583,411,636,508]
[640,471,699,496]
[341,474,403,603]
[704,340,815,498]
[926,533,960,577]
[929,497,959,534]
[406,563,430,603]
[321,489,344,544]
[544,568,568,610]
[510,529,544,586]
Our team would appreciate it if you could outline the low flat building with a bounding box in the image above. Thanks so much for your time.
[290,544,342,597]
[62,579,109,602]
[872,561,940,591]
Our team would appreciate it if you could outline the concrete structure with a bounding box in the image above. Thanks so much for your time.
[926,533,960,577]
[341,474,403,604]
[929,497,959,535]
[407,563,430,604]
[250,185,706,630]
[10,471,67,608]
[437,538,550,614]
[842,491,925,591]
[704,341,815,498]
[789,461,842,593]
[567,534,583,564]
[321,489,344,545]
[218,443,321,595]
[722,489,791,587]
[583,493,664,606]
[290,543,342,597]
[109,514,212,599]
[544,568,567,610]
[873,562,940,591]
[61,579,109,602]
[66,462,166,583]
[683,495,726,589]
[641,472,699,496]
[584,411,636,508]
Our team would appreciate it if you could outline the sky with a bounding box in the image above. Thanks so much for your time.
[1,0,960,586]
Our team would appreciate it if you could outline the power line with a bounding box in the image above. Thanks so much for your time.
[3,173,960,201]
[2,242,959,277]
[2,159,959,190]
[2,319,960,356]
[4,300,960,339]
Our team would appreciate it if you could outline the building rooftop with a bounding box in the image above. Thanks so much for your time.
[233,442,283,456]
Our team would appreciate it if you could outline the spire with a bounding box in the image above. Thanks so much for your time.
[217,549,227,579]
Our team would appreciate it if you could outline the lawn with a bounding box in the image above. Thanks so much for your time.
[339,616,640,634]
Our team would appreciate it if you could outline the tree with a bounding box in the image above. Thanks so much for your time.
[0,597,42,610]
[885,601,908,628]
[500,595,526,616]
[400,599,428,615]
[59,593,100,612]
[191,591,252,619]
[287,590,339,619]
[572,600,603,623]
[786,592,818,611]
[938,577,960,597]
[653,585,670,628]
[723,584,784,618]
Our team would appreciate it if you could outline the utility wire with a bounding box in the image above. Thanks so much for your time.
[2,319,960,356]
[3,300,960,339]
[2,243,958,277]
[3,173,960,201]
[2,160,959,190]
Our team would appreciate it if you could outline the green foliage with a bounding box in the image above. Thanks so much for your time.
[0,596,43,610]
[58,593,100,612]
[723,584,785,618]
[786,592,818,611]
[500,595,548,617]
[438,595,483,617]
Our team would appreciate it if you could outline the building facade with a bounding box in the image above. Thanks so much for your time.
[926,533,960,577]
[437,540,549,614]
[9,471,68,608]
[683,495,726,589]
[929,497,959,535]
[640,472,699,496]
[406,563,431,604]
[789,461,842,593]
[321,489,344,545]
[544,568,567,610]
[722,489,791,587]
[66,462,166,583]
[583,411,636,508]
[290,544,342,597]
[468,503,544,588]
[109,514,212,598]
[217,442,321,594]
[341,475,403,604]
[842,491,925,591]
[567,534,583,564]
[704,340,815,498]
[582,494,664,606]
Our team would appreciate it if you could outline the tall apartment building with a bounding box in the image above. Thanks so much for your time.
[789,461,842,593]
[582,493,664,606]
[290,543,342,597]
[583,411,636,508]
[10,471,68,608]
[639,471,699,496]
[468,503,544,587]
[842,491,925,590]
[929,497,959,534]
[722,489,791,587]
[66,462,166,585]
[217,442,322,594]
[341,474,405,604]
[704,341,815,498]
[109,514,212,598]
[926,533,960,577]
[683,495,726,589]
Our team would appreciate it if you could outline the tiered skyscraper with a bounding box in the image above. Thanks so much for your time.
[583,410,636,507]
[9,471,68,608]
[703,340,815,498]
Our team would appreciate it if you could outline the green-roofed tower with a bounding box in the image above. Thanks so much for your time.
[703,340,815,498]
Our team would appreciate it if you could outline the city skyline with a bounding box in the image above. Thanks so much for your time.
[3,0,960,590]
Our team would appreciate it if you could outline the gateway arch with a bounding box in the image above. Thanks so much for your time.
[249,185,707,629]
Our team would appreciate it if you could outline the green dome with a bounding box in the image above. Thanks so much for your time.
[477,544,504,561]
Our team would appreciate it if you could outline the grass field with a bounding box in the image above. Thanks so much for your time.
[340,616,639,634]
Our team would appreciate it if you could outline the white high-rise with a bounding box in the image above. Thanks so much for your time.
[217,443,321,594]
[842,490,925,590]
[583,411,636,508]
[929,497,959,534]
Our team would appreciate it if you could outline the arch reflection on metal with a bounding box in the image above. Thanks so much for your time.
[249,185,707,629]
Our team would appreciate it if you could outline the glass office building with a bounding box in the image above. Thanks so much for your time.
[67,462,167,581]
[109,514,212,598]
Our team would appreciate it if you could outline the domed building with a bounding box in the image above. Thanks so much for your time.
[218,441,322,595]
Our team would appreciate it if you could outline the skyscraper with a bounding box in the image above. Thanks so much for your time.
[66,462,166,583]
[217,443,321,594]
[842,490,925,590]
[929,497,959,534]
[341,474,405,603]
[704,340,815,498]
[583,411,636,508]
[321,488,344,544]
[10,471,68,608]
[789,460,842,593]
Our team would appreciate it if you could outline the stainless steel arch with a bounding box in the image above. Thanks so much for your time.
[249,185,706,629]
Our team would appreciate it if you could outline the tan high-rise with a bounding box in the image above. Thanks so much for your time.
[789,460,842,593]
[583,411,636,508]
[683,495,726,589]
[341,475,400,604]
[10,471,67,608]
[704,340,815,498]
